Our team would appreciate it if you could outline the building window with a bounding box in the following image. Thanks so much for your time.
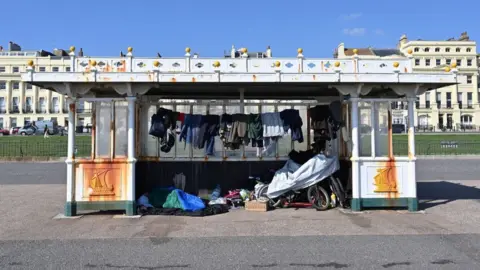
[467,92,473,108]
[12,97,19,112]
[425,92,431,108]
[26,83,32,90]
[458,92,463,109]
[12,67,19,73]
[467,48,471,52]
[435,47,440,52]
[447,114,453,129]
[436,59,441,66]
[461,115,473,128]
[24,117,31,125]
[0,97,5,113]
[66,67,71,72]
[446,59,451,65]
[52,97,59,113]
[415,59,420,66]
[456,59,462,66]
[467,59,472,66]
[0,81,6,90]
[467,75,472,84]
[39,97,46,113]
[436,92,442,108]
[52,67,59,72]
[414,47,419,52]
[25,97,32,112]
[424,47,430,52]
[0,66,5,73]
[456,48,461,53]
[12,82,19,90]
[37,117,44,121]
[446,48,450,52]
[425,59,431,66]
[0,117,3,129]
[10,118,17,128]
[446,92,452,108]
[39,67,46,72]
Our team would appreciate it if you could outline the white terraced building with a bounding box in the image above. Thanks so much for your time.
[335,32,479,131]
[0,42,92,130]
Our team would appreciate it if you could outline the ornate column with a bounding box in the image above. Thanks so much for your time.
[126,96,137,215]
[407,96,418,212]
[65,96,77,216]
[350,96,361,211]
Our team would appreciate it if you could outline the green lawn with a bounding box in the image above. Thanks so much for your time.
[1,134,480,157]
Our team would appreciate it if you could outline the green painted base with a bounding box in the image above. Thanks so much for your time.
[350,198,419,212]
[72,201,137,215]
[351,198,361,212]
[125,201,137,216]
[64,202,77,217]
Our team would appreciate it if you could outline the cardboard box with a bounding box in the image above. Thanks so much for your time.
[245,200,270,212]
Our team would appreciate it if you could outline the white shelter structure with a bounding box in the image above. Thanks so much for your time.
[22,46,457,216]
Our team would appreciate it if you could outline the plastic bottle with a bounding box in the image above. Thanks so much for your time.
[331,193,337,208]
[210,185,221,201]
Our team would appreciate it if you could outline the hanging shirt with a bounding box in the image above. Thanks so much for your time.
[261,112,284,137]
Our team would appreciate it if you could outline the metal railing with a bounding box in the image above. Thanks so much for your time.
[0,139,91,157]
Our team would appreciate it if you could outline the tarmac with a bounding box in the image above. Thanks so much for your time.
[1,162,480,269]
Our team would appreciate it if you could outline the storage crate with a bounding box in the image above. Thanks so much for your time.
[245,200,270,212]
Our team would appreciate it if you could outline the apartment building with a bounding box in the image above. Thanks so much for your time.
[0,42,92,129]
[335,32,479,130]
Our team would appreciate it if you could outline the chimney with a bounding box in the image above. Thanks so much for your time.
[398,34,408,48]
[459,32,469,41]
[335,43,346,58]
[78,48,84,57]
[8,41,21,51]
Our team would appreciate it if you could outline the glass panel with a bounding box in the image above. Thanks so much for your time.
[244,105,260,158]
[114,101,128,157]
[375,102,390,157]
[358,101,372,157]
[143,105,158,157]
[277,104,292,157]
[295,105,309,151]
[95,102,111,157]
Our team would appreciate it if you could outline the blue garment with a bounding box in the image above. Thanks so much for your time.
[179,114,203,147]
[174,189,206,211]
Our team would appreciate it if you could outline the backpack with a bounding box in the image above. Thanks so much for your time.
[149,113,166,138]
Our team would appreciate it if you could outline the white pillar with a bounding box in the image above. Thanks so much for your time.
[350,97,361,211]
[407,96,418,211]
[126,96,137,215]
[65,96,76,216]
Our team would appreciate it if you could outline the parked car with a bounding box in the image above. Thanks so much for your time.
[18,126,37,136]
[0,128,10,135]
[392,124,406,134]
[34,120,59,135]
[10,127,21,135]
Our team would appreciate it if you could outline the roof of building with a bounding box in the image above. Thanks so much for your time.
[341,47,403,57]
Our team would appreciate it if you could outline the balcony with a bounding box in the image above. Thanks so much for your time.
[23,108,33,113]
[437,103,453,109]
[36,109,47,114]
[76,108,92,114]
[416,105,432,110]
[49,108,62,114]
[9,108,20,114]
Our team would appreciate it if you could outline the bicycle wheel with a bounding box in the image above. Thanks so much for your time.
[307,184,330,211]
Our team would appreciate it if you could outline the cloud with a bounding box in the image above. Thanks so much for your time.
[374,29,385,35]
[340,13,362,20]
[343,28,366,36]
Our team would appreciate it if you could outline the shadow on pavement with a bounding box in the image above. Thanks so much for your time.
[418,181,480,210]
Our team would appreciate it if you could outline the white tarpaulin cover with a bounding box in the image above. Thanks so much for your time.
[266,154,340,198]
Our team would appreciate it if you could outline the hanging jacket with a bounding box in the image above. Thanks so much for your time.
[247,113,263,141]
[280,109,304,143]
[261,112,284,137]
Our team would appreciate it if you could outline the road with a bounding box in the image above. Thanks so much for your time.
[1,160,480,269]
[1,235,479,270]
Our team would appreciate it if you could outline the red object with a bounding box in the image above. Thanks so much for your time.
[0,128,10,135]
[284,202,313,208]
[177,112,185,123]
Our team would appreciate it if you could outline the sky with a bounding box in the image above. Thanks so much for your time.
[0,0,478,57]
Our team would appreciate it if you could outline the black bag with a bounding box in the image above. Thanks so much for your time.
[160,129,175,153]
[149,113,166,138]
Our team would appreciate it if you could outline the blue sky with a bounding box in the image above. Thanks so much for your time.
[0,0,477,57]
